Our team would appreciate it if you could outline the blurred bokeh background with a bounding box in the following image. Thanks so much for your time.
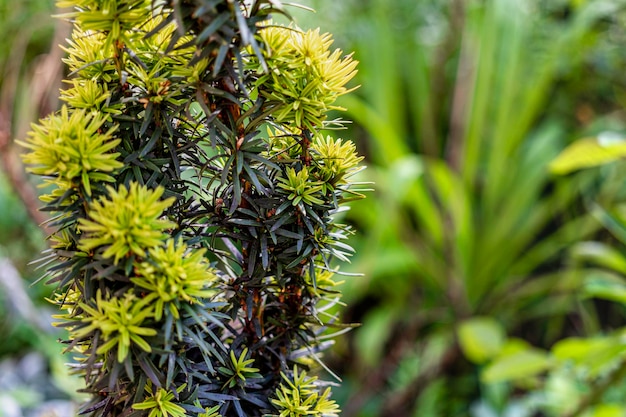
[5,0,626,416]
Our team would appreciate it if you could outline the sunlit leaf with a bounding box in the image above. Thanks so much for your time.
[552,336,626,376]
[549,135,626,174]
[583,271,626,304]
[590,404,626,417]
[458,317,505,364]
[481,347,551,383]
[572,241,626,276]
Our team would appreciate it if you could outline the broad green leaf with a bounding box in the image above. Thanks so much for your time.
[571,241,626,276]
[552,336,626,376]
[498,338,532,355]
[590,404,626,417]
[552,337,613,362]
[583,271,626,304]
[457,317,505,364]
[481,347,550,383]
[549,135,626,174]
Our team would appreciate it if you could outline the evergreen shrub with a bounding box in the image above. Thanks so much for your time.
[19,1,364,416]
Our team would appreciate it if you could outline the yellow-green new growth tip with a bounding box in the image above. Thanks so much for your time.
[61,28,117,82]
[219,347,261,389]
[196,404,221,417]
[277,167,324,207]
[77,290,157,363]
[310,135,364,190]
[132,239,218,321]
[271,367,340,417]
[132,382,189,417]
[61,79,121,117]
[78,182,176,263]
[249,25,358,131]
[304,268,344,297]
[57,0,154,51]
[19,106,122,196]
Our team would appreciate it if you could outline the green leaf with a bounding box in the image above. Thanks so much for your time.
[549,135,626,174]
[590,404,626,417]
[457,317,505,364]
[552,336,626,376]
[571,241,626,276]
[583,271,626,304]
[481,346,550,383]
[552,337,610,362]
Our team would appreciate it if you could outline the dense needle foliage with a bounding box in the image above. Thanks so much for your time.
[19,1,364,416]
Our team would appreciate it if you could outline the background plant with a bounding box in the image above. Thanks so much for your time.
[292,0,626,416]
[453,117,626,417]
[19,1,364,416]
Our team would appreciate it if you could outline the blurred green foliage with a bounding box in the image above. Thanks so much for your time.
[467,91,626,417]
[295,0,626,416]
